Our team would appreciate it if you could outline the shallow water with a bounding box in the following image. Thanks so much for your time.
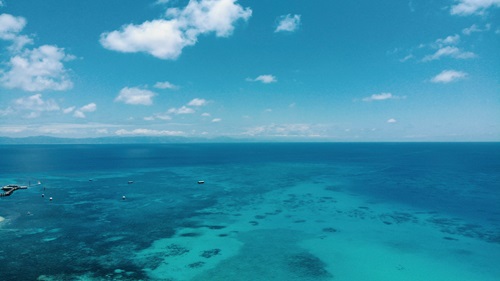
[1,143,499,280]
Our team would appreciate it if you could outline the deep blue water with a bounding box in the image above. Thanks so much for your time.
[1,143,499,281]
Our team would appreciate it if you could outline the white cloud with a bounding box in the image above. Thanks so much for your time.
[431,70,468,83]
[451,0,500,15]
[0,14,74,92]
[0,45,74,92]
[275,14,301,33]
[115,128,185,136]
[399,54,414,62]
[187,98,207,106]
[0,13,33,51]
[0,122,118,137]
[211,118,222,122]
[362,92,402,102]
[387,118,397,123]
[144,113,172,121]
[0,125,27,134]
[0,13,26,39]
[0,107,14,116]
[201,112,211,117]
[155,0,171,4]
[167,105,195,114]
[73,103,97,118]
[100,0,252,59]
[63,106,75,114]
[154,81,177,89]
[422,46,476,61]
[243,123,319,137]
[462,24,483,35]
[247,74,277,84]
[435,34,460,46]
[80,103,97,112]
[14,94,60,112]
[115,87,157,105]
[73,111,86,118]
[10,94,62,118]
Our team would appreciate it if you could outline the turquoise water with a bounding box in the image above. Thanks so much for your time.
[0,143,499,280]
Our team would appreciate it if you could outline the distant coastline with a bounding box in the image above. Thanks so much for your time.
[0,136,243,145]
[0,136,498,145]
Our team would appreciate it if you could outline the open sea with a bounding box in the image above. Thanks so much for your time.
[0,143,499,281]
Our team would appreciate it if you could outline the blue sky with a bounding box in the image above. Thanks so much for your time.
[0,0,499,141]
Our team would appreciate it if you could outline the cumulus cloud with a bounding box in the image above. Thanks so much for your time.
[115,128,185,136]
[115,87,157,105]
[14,94,60,112]
[0,126,28,134]
[63,106,76,114]
[387,118,397,123]
[154,81,177,89]
[100,0,252,59]
[0,13,33,51]
[80,103,96,112]
[246,74,277,84]
[4,94,60,118]
[362,92,403,102]
[0,13,74,92]
[0,45,74,92]
[167,105,195,114]
[144,113,172,121]
[0,122,117,137]
[10,94,61,118]
[451,0,500,15]
[399,54,414,62]
[275,14,301,33]
[422,46,476,61]
[431,70,468,83]
[211,118,222,122]
[73,103,97,118]
[0,13,26,38]
[462,24,483,35]
[0,107,14,117]
[187,98,207,106]
[435,34,460,46]
[243,123,319,137]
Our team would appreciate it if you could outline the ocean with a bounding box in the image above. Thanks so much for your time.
[0,143,499,281]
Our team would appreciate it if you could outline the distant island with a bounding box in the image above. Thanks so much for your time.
[0,136,256,145]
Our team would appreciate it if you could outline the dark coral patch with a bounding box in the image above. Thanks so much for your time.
[206,225,226,230]
[322,227,337,233]
[187,261,205,268]
[200,249,221,258]
[286,252,331,278]
[165,244,189,256]
[180,232,201,237]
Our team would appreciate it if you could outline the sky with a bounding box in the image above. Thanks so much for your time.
[0,0,499,141]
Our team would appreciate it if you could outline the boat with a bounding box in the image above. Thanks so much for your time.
[197,180,205,184]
